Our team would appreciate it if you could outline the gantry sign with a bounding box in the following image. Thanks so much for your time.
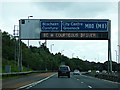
[19,19,109,40]
[19,19,112,72]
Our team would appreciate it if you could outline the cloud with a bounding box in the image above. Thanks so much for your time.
[1,1,118,63]
[33,2,116,18]
[34,2,72,11]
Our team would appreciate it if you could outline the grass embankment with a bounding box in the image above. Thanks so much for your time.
[2,59,56,80]
[2,59,32,73]
[2,59,36,80]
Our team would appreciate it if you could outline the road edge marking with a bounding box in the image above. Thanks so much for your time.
[16,73,56,90]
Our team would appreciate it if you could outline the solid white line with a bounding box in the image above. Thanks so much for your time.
[81,82,84,83]
[88,85,92,88]
[16,73,56,90]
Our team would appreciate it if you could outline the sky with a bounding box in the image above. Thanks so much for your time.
[0,0,119,63]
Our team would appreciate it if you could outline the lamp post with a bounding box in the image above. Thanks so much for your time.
[118,45,120,63]
[13,25,19,72]
[61,50,64,55]
[72,53,74,58]
[61,50,64,65]
[115,50,117,63]
[28,16,33,48]
[77,56,78,59]
[83,56,85,60]
[50,44,54,53]
[28,16,33,22]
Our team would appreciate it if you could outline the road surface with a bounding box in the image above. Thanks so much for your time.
[18,72,120,89]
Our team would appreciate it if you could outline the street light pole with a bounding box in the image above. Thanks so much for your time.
[83,56,85,60]
[26,16,33,71]
[28,16,33,48]
[60,50,64,65]
[39,41,41,70]
[13,25,19,72]
[61,50,64,55]
[118,45,119,63]
[115,50,117,63]
[72,53,74,58]
[50,44,54,53]
[28,16,33,22]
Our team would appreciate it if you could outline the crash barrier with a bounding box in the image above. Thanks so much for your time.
[1,70,57,77]
[95,73,120,83]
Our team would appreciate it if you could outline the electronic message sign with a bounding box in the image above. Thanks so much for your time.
[40,32,108,40]
[19,19,110,40]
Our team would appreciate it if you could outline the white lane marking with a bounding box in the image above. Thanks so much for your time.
[26,86,32,89]
[88,85,92,88]
[16,73,56,90]
[77,79,79,80]
[81,74,120,84]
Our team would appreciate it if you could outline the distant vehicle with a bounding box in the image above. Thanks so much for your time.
[58,65,71,78]
[88,70,91,73]
[96,70,100,73]
[102,70,107,73]
[73,69,80,75]
[115,71,117,73]
[112,71,114,73]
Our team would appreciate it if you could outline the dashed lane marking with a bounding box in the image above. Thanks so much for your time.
[88,85,92,88]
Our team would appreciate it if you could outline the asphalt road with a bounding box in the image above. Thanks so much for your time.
[18,72,120,89]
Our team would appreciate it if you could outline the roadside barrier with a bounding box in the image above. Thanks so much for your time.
[1,70,57,77]
[95,73,120,83]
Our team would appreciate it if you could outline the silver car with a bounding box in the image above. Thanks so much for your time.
[73,69,80,75]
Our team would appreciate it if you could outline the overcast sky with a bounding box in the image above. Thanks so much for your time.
[0,0,119,63]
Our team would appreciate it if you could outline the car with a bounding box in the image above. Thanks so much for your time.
[88,70,91,73]
[73,69,80,75]
[58,65,71,78]
[96,70,100,73]
[102,70,107,73]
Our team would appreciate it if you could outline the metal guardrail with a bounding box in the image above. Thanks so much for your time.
[1,70,57,76]
[91,72,120,83]
[1,71,32,76]
[82,72,120,83]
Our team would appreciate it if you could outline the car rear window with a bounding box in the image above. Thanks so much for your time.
[60,67,69,70]
[74,70,79,72]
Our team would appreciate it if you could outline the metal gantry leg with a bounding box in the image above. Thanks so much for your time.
[108,20,112,73]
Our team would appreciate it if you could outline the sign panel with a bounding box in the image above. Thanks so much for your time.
[20,19,41,40]
[41,21,61,31]
[19,19,110,40]
[41,20,108,32]
[40,32,108,40]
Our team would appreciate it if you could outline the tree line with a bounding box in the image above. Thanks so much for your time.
[2,31,120,72]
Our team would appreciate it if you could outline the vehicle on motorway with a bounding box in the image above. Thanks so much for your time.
[102,70,107,73]
[73,69,80,75]
[58,65,71,78]
[88,70,91,73]
[96,70,100,73]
